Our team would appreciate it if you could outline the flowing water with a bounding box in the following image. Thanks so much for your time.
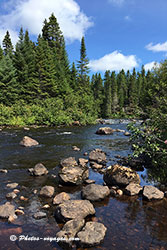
[0,120,167,250]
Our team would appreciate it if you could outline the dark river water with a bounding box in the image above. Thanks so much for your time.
[0,120,167,250]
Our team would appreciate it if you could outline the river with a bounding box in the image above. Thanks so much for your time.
[0,120,167,250]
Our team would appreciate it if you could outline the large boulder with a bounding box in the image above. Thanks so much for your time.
[19,136,39,147]
[96,127,114,135]
[56,218,85,248]
[125,183,143,196]
[29,163,48,176]
[103,164,140,187]
[0,202,15,219]
[55,200,95,222]
[60,157,78,168]
[82,184,110,201]
[143,185,164,200]
[39,186,55,198]
[77,222,107,247]
[59,158,89,185]
[89,149,107,165]
[53,192,71,205]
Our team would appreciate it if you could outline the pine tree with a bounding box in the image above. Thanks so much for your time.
[129,68,137,107]
[2,31,14,56]
[117,69,127,110]
[70,62,78,90]
[92,73,104,116]
[0,54,18,105]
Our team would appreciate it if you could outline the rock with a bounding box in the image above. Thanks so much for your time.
[164,191,167,198]
[0,169,8,173]
[19,136,39,147]
[29,163,48,176]
[55,200,95,222]
[73,121,80,126]
[77,222,107,247]
[89,149,107,165]
[6,183,18,189]
[90,162,103,169]
[53,192,71,205]
[103,164,140,187]
[125,183,143,196]
[84,179,95,184]
[78,158,88,168]
[42,204,50,209]
[82,184,110,201]
[56,218,85,248]
[33,212,47,219]
[143,185,164,200]
[39,186,55,198]
[33,189,38,194]
[6,192,17,199]
[117,189,123,196]
[115,129,125,133]
[20,196,28,201]
[13,189,20,194]
[59,164,89,185]
[8,214,17,223]
[60,157,78,168]
[110,189,117,197]
[72,146,80,151]
[117,156,145,171]
[0,202,15,219]
[84,152,88,156]
[24,127,30,131]
[15,209,25,215]
[124,131,131,136]
[96,127,114,135]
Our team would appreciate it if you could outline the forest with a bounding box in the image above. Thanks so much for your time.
[0,13,166,127]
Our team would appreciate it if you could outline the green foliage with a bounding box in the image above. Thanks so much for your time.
[2,31,14,56]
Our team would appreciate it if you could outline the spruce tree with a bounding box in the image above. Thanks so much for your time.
[2,31,14,56]
[0,54,18,105]
[111,71,118,113]
[92,73,104,117]
[103,70,112,118]
[129,68,137,107]
[0,46,3,61]
[70,62,78,90]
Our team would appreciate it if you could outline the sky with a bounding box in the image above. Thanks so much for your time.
[0,0,167,74]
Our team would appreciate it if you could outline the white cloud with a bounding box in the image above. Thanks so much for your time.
[144,61,160,71]
[0,0,93,45]
[89,51,139,72]
[146,42,167,52]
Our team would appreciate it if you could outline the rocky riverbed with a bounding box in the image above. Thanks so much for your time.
[0,120,167,250]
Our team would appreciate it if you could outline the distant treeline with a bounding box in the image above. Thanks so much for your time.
[0,13,165,125]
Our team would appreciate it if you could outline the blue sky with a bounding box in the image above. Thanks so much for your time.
[0,0,167,73]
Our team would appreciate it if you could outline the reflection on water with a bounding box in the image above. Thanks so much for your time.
[0,120,167,249]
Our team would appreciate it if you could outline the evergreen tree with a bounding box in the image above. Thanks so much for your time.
[92,73,104,116]
[0,46,3,61]
[117,69,127,110]
[103,70,112,118]
[77,36,89,84]
[70,62,78,90]
[111,71,118,113]
[0,54,18,105]
[2,31,13,56]
[129,68,137,107]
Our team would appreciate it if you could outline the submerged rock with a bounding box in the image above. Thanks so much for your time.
[82,184,110,201]
[53,192,71,205]
[33,212,47,219]
[19,136,39,147]
[0,202,15,219]
[55,200,95,222]
[143,185,164,200]
[72,146,80,151]
[77,222,107,247]
[89,149,107,165]
[96,127,114,135]
[39,186,55,198]
[103,164,140,187]
[28,163,48,176]
[125,183,143,196]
